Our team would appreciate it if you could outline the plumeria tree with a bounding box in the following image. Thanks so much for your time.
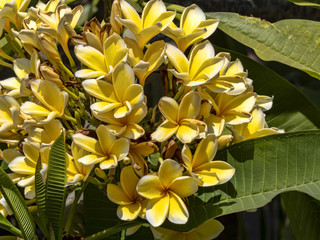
[0,0,319,239]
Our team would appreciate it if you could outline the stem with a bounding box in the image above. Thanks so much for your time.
[0,48,14,62]
[62,86,79,100]
[165,3,185,13]
[64,180,89,236]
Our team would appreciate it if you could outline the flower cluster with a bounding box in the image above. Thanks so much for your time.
[0,0,283,238]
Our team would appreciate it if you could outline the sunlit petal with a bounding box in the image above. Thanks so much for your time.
[137,175,164,199]
[168,176,198,198]
[151,120,178,142]
[193,134,217,169]
[117,202,141,221]
[146,194,169,227]
[158,159,182,188]
[167,191,189,224]
[107,184,132,204]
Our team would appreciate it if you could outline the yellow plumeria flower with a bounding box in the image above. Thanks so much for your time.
[181,134,235,187]
[162,4,219,53]
[0,95,23,134]
[66,143,93,185]
[200,52,248,95]
[0,0,30,36]
[151,218,224,240]
[20,79,68,124]
[128,141,158,177]
[151,92,206,143]
[116,0,175,49]
[82,62,144,118]
[125,39,166,87]
[92,103,147,140]
[232,108,282,143]
[137,159,198,227]
[72,124,130,169]
[107,165,143,221]
[166,41,225,87]
[75,33,128,79]
[2,141,49,199]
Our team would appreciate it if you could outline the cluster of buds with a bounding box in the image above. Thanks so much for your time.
[0,0,283,238]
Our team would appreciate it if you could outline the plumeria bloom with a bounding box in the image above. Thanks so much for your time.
[92,103,147,140]
[72,125,130,169]
[162,4,219,52]
[232,108,282,143]
[181,134,235,187]
[128,141,158,177]
[151,92,206,143]
[20,79,68,124]
[0,0,30,36]
[137,159,198,227]
[82,62,144,118]
[2,141,48,199]
[75,33,128,79]
[107,165,143,221]
[116,0,175,49]
[151,218,224,240]
[66,143,93,185]
[125,39,166,86]
[166,41,224,87]
[0,95,23,134]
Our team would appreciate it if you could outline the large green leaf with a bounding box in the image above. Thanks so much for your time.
[163,130,320,231]
[281,191,320,240]
[207,12,320,79]
[214,45,320,131]
[0,167,35,239]
[287,0,320,8]
[46,132,67,240]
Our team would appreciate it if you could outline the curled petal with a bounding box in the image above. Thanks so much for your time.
[117,202,141,221]
[158,97,179,124]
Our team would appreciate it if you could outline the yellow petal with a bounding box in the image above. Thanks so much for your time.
[103,33,127,71]
[176,28,207,53]
[119,0,142,31]
[178,92,201,120]
[126,103,147,123]
[246,128,281,140]
[13,58,31,79]
[222,92,257,114]
[120,165,140,200]
[142,0,166,28]
[194,218,224,240]
[136,23,162,49]
[72,133,104,156]
[159,97,178,123]
[206,115,225,136]
[181,145,192,171]
[246,108,265,134]
[117,202,141,221]
[125,37,144,66]
[82,79,117,102]
[22,142,39,164]
[193,134,217,169]
[158,159,182,188]
[137,175,163,199]
[2,149,23,163]
[75,45,107,72]
[78,154,106,166]
[107,183,132,204]
[114,103,132,118]
[109,138,130,161]
[91,102,122,114]
[146,194,169,227]
[181,4,205,35]
[224,110,252,125]
[20,101,51,116]
[166,44,189,73]
[75,69,106,79]
[123,84,144,109]
[115,16,141,34]
[167,191,188,224]
[99,156,118,169]
[9,156,35,175]
[112,62,135,101]
[189,41,215,77]
[151,120,178,142]
[122,123,145,139]
[176,122,198,144]
[168,176,198,198]
[153,11,176,31]
[96,124,116,154]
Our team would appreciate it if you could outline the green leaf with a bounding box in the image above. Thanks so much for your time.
[281,191,320,240]
[0,236,18,240]
[0,213,22,237]
[214,45,320,131]
[207,12,320,79]
[163,130,320,231]
[34,157,49,238]
[0,167,35,239]
[46,132,67,240]
[287,0,320,9]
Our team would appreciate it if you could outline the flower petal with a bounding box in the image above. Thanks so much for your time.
[112,62,135,101]
[104,33,128,71]
[193,134,217,169]
[158,159,182,188]
[137,175,163,199]
[194,218,224,240]
[166,44,189,73]
[107,183,132,204]
[75,45,107,72]
[136,23,162,49]
[158,97,178,123]
[77,154,105,166]
[109,138,130,161]
[96,124,116,154]
[82,79,117,102]
[121,166,140,200]
[72,133,103,155]
[146,194,169,227]
[123,84,144,109]
[9,156,36,175]
[117,202,141,221]
[167,191,189,224]
[176,121,198,144]
[168,176,198,198]
[151,120,178,142]
[181,4,206,35]
[142,0,166,28]
[99,155,118,169]
[119,0,142,31]
[178,92,201,120]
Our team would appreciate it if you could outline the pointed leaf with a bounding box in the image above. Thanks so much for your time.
[0,213,22,237]
[287,0,320,9]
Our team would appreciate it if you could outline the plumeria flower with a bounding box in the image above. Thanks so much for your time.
[128,141,158,177]
[0,95,23,134]
[151,92,206,143]
[92,103,147,140]
[137,159,198,227]
[20,79,68,124]
[151,218,224,240]
[2,141,49,199]
[181,134,235,187]
[75,33,128,79]
[232,108,283,143]
[116,0,175,49]
[107,165,144,221]
[125,38,166,86]
[66,143,93,185]
[162,4,219,53]
[72,124,130,169]
[166,41,225,87]
[82,62,144,118]
[0,0,30,36]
